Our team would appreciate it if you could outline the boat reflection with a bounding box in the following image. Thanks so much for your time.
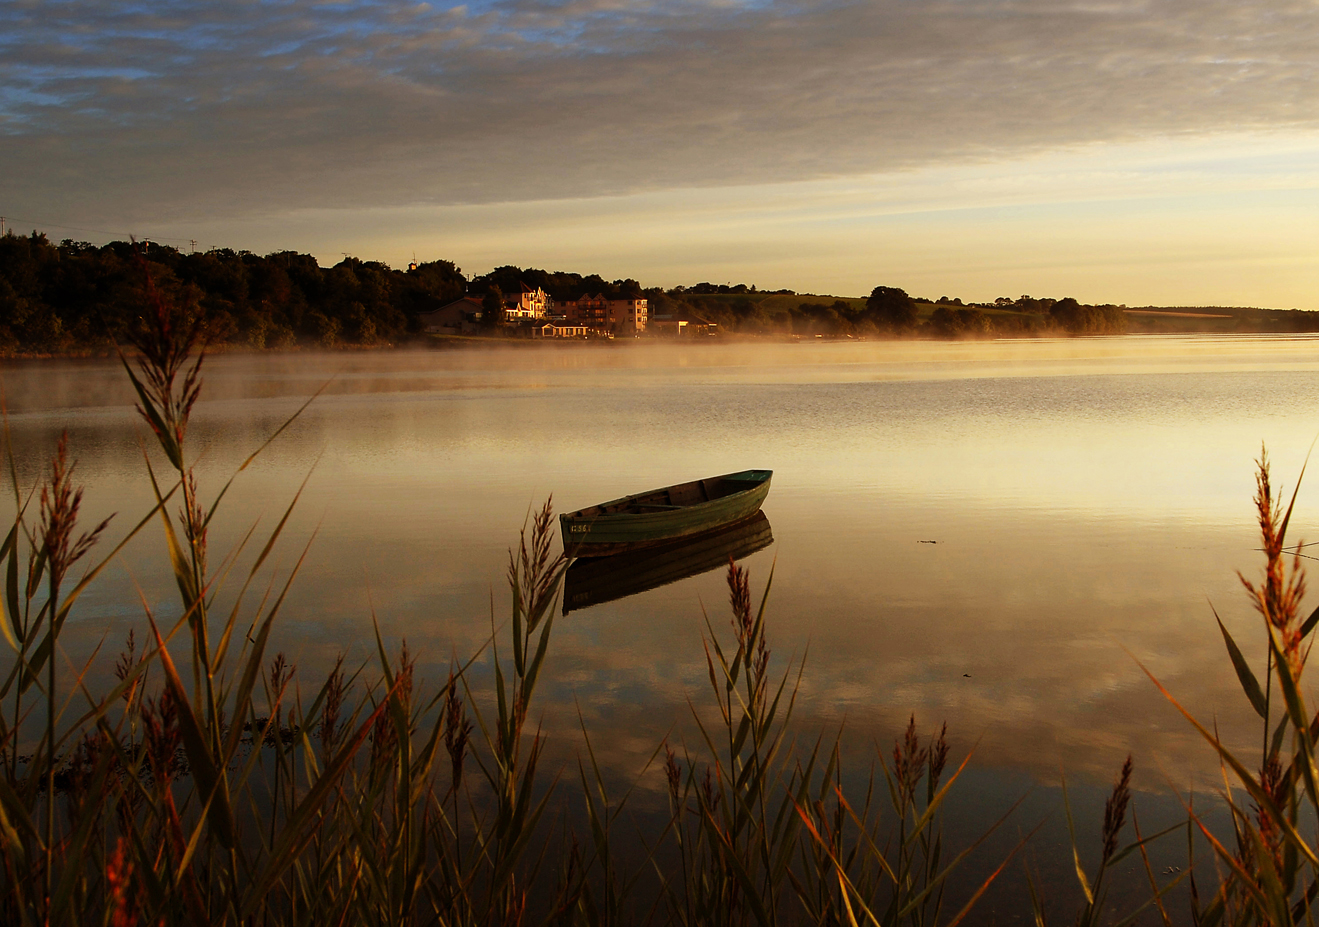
[563,512,774,614]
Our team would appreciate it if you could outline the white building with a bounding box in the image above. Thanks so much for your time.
[504,285,549,320]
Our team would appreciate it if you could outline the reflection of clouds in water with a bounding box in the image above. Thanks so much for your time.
[4,342,1313,793]
[7,336,1319,412]
[0,339,1292,407]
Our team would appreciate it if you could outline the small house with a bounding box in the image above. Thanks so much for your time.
[417,297,484,333]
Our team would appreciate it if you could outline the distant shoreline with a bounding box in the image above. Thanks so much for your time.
[8,326,1319,365]
[4,230,1317,356]
[1123,309,1233,319]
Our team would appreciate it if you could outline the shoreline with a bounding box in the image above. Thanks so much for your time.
[4,325,1312,363]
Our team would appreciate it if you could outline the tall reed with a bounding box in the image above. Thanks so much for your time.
[1142,448,1319,924]
[652,561,1018,927]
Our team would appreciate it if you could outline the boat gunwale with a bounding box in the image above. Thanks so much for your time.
[560,469,772,524]
[559,469,772,556]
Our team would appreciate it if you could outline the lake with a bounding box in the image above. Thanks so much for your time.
[5,334,1319,915]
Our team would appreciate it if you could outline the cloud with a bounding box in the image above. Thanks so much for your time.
[3,0,1319,223]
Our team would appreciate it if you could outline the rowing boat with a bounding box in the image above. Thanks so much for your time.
[559,469,772,557]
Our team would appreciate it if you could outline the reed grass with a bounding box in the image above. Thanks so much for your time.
[2,264,1313,925]
[1136,449,1319,925]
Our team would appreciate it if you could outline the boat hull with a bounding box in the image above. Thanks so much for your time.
[560,469,772,557]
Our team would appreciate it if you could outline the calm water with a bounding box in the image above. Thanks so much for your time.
[6,335,1319,912]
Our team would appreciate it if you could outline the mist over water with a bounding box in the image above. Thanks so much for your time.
[9,334,1319,413]
[5,335,1319,802]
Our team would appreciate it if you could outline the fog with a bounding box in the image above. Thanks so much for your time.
[7,334,1319,414]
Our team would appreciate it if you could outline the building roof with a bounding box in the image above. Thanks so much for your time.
[420,296,483,316]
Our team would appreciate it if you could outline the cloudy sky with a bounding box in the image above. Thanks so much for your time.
[4,0,1319,305]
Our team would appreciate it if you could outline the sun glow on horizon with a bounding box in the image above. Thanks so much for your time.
[132,129,1319,308]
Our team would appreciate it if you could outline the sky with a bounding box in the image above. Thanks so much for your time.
[3,0,1319,306]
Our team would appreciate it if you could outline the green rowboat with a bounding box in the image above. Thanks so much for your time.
[560,469,772,557]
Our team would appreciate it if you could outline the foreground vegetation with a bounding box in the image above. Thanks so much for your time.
[4,263,1319,925]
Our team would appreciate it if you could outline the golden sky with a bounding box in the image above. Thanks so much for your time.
[4,0,1319,306]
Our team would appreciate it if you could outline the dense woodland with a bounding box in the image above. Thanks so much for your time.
[1,230,1317,354]
[0,233,466,353]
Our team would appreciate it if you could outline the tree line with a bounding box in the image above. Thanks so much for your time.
[0,233,473,353]
[660,288,1130,336]
[0,235,680,353]
[5,229,1317,353]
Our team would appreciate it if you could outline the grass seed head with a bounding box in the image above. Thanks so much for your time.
[727,558,752,648]
[929,722,950,792]
[114,630,141,705]
[893,715,929,806]
[106,836,139,927]
[664,741,682,806]
[700,766,721,814]
[268,652,293,729]
[370,642,415,774]
[444,670,472,790]
[143,690,182,788]
[40,432,111,590]
[318,655,346,756]
[126,250,207,455]
[1239,450,1309,674]
[1101,754,1133,864]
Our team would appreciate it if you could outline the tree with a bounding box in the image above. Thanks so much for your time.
[408,260,466,306]
[1049,297,1127,334]
[931,307,992,338]
[481,287,504,327]
[729,298,772,333]
[865,286,917,333]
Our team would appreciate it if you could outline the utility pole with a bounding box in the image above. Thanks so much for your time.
[0,217,6,236]
[189,239,197,254]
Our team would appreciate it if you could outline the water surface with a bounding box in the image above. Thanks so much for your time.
[5,336,1319,908]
